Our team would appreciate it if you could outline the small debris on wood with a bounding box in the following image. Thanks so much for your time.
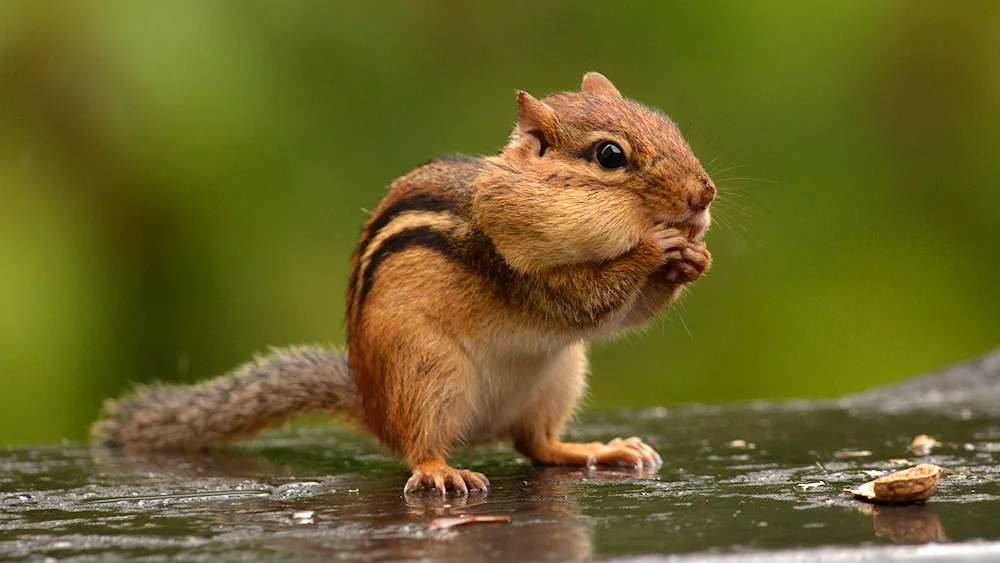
[728,439,756,449]
[845,463,943,504]
[797,481,825,490]
[942,468,998,484]
[909,434,941,456]
[427,514,511,530]
[834,449,872,458]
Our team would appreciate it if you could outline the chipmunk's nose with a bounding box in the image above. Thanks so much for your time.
[688,178,716,212]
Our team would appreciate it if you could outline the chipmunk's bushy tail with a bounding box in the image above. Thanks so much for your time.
[92,345,361,449]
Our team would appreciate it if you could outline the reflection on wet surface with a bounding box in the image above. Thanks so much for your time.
[2,402,1000,561]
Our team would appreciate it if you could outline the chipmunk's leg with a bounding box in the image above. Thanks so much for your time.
[391,348,490,495]
[374,339,489,494]
[393,360,491,495]
[620,236,711,328]
[510,343,662,469]
[355,248,493,495]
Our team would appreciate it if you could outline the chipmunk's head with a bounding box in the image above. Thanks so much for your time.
[506,73,713,238]
[473,73,714,272]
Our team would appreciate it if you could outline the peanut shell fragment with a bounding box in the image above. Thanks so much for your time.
[909,434,941,456]
[845,463,943,504]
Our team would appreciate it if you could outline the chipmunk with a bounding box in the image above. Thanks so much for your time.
[92,72,715,495]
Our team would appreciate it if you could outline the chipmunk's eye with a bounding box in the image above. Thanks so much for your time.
[595,141,627,170]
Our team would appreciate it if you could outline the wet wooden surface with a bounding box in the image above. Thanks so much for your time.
[2,349,999,561]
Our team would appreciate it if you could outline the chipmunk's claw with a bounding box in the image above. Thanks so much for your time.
[405,467,490,495]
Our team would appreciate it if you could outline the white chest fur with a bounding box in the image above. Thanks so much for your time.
[462,341,587,443]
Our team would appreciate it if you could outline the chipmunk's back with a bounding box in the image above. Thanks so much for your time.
[346,155,484,326]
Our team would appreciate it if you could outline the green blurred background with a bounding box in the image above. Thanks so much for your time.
[2,1,998,446]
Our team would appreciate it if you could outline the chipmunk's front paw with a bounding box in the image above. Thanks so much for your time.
[646,225,690,258]
[661,239,711,284]
[405,464,490,495]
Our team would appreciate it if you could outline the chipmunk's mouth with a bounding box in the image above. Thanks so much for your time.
[659,210,711,241]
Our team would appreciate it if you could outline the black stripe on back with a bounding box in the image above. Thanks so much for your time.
[365,193,455,245]
[350,192,456,306]
[356,226,458,314]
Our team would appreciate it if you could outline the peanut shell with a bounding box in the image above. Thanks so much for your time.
[845,463,942,503]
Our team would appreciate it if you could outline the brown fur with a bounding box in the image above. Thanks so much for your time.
[92,73,715,494]
[93,346,359,448]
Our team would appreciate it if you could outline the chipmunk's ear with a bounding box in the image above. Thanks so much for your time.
[515,91,558,154]
[581,72,622,98]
